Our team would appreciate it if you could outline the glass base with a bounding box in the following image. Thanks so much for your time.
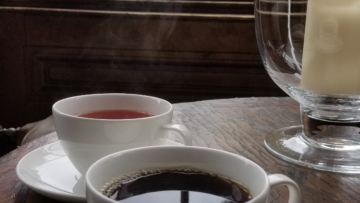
[264,126,360,174]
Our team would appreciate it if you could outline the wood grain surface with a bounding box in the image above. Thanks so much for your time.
[0,97,359,203]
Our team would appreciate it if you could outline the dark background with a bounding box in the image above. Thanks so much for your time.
[0,0,285,128]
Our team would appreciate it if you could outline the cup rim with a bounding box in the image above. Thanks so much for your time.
[52,93,173,121]
[85,145,270,203]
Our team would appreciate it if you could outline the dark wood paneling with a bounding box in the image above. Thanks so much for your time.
[1,0,254,15]
[0,12,29,128]
[0,5,286,127]
[25,13,258,53]
[26,47,279,101]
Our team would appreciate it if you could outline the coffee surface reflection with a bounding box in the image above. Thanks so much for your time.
[102,167,252,203]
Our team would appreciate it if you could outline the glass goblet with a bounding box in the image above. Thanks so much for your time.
[255,0,360,173]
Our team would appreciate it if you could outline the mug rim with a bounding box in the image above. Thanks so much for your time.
[85,145,270,203]
[52,93,173,121]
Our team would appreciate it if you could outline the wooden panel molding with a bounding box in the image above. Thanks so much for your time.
[24,12,257,53]
[26,47,282,102]
[1,0,254,15]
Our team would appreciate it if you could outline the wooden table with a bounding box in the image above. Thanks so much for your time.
[0,97,358,203]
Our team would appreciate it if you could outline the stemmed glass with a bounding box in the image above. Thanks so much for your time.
[255,0,360,173]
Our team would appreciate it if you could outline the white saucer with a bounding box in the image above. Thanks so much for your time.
[16,140,183,202]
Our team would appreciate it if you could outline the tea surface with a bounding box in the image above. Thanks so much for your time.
[102,167,252,203]
[78,109,154,119]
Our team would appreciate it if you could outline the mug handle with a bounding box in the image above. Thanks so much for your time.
[161,124,192,146]
[268,174,301,203]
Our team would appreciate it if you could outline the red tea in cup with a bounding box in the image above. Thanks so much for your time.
[78,109,154,119]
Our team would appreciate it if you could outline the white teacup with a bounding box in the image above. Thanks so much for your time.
[52,93,191,174]
[86,146,301,203]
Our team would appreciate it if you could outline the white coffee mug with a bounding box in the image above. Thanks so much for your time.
[85,146,301,203]
[52,93,191,174]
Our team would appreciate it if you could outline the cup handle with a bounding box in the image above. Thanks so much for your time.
[268,174,301,203]
[161,124,192,146]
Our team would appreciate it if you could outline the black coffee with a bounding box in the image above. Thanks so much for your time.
[101,167,252,203]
